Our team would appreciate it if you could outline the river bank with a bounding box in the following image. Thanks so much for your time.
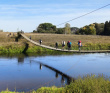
[1,75,110,93]
[0,32,110,54]
[0,43,110,54]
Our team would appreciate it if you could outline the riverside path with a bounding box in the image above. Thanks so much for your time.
[20,34,110,53]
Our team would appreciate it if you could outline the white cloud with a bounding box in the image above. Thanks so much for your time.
[0,3,110,32]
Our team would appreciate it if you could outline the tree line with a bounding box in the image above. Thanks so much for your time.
[33,20,110,35]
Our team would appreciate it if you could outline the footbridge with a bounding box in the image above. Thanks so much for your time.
[20,34,110,53]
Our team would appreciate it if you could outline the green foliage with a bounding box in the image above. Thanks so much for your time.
[79,24,96,35]
[1,88,23,93]
[104,21,110,35]
[71,27,79,34]
[0,45,24,54]
[65,75,110,93]
[78,20,110,35]
[36,23,56,33]
[65,23,71,34]
[36,86,65,93]
[2,75,110,93]
[0,42,110,55]
[34,20,110,35]
[94,23,104,35]
[82,43,110,50]
[0,45,56,54]
[35,75,110,93]
[56,28,65,34]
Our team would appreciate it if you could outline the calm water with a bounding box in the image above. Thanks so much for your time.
[0,53,110,92]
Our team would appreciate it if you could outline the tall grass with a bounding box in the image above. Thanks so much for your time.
[0,32,110,54]
[0,42,110,54]
[65,75,110,93]
[36,75,110,93]
[1,75,110,93]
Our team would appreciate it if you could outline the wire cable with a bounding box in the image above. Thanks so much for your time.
[57,4,110,26]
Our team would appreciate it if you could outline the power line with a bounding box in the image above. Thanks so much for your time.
[57,4,110,26]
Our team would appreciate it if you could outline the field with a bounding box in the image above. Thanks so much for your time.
[24,33,110,50]
[0,32,110,50]
[0,32,26,46]
[24,33,110,45]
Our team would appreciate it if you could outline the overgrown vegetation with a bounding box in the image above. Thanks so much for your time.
[77,24,96,35]
[0,32,110,54]
[34,23,56,33]
[76,21,110,35]
[32,75,110,93]
[33,20,110,35]
[2,75,110,93]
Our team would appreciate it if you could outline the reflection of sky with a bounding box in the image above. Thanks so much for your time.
[32,53,110,78]
[0,53,110,91]
[0,57,66,92]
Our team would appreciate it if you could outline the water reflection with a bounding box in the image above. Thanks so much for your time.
[55,72,58,78]
[0,53,110,92]
[61,76,65,83]
[40,64,42,70]
[18,57,24,63]
[34,60,74,85]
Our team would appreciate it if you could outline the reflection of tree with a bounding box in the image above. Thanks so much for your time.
[22,43,29,53]
[40,64,42,70]
[55,72,58,78]
[18,57,24,63]
[61,76,65,84]
[35,61,74,85]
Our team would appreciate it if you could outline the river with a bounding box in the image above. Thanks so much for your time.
[0,53,110,92]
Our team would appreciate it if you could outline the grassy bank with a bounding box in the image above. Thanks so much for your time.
[1,43,110,55]
[24,33,110,46]
[1,75,110,93]
[36,75,110,93]
[0,32,110,54]
[0,45,55,54]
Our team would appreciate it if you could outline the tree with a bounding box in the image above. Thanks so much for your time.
[55,28,65,34]
[71,27,79,34]
[104,21,110,35]
[94,23,104,35]
[65,23,71,34]
[79,24,96,35]
[36,23,56,33]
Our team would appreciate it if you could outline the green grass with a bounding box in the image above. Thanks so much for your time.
[36,75,110,93]
[1,75,110,93]
[0,42,110,54]
[0,32,110,54]
[65,75,110,93]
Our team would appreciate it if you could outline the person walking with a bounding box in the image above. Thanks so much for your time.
[67,41,69,50]
[39,39,42,45]
[55,42,58,49]
[29,36,31,40]
[67,41,71,50]
[62,41,65,50]
[78,41,82,51]
[69,41,72,50]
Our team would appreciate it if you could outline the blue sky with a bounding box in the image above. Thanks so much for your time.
[0,0,110,32]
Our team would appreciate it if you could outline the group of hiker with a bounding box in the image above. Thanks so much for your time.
[29,36,82,51]
[55,40,82,51]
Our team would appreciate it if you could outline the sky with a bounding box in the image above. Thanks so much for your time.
[0,0,110,32]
